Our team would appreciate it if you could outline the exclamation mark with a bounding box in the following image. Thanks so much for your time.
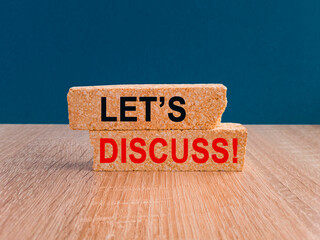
[233,138,238,163]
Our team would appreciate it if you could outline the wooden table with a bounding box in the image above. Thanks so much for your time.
[0,125,319,239]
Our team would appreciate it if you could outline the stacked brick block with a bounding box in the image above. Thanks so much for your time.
[67,84,247,171]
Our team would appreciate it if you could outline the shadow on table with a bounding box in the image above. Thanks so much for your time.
[52,160,92,171]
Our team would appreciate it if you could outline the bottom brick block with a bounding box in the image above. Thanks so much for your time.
[89,123,247,171]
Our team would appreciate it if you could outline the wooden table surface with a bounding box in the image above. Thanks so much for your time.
[0,125,319,240]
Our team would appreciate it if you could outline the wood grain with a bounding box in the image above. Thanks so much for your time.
[0,125,319,239]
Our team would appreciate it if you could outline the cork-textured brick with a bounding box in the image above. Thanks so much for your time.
[67,84,227,130]
[90,123,247,171]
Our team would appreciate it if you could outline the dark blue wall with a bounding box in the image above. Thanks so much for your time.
[1,0,319,124]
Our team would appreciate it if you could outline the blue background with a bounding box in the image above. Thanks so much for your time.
[1,0,319,124]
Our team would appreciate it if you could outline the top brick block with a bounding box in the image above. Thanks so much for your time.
[67,84,227,130]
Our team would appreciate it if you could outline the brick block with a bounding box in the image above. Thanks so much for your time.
[67,84,227,130]
[89,123,247,171]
